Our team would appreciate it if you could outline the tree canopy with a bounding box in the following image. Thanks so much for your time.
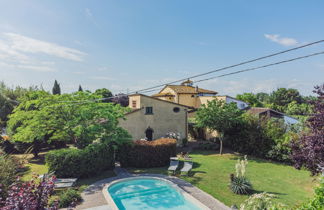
[7,90,131,156]
[236,93,263,107]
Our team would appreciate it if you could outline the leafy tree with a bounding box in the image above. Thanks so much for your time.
[236,93,263,107]
[7,91,130,156]
[291,84,324,175]
[285,101,313,116]
[52,80,61,95]
[196,100,243,154]
[256,92,270,104]
[269,88,302,112]
[0,82,37,128]
[94,88,113,103]
[78,85,83,92]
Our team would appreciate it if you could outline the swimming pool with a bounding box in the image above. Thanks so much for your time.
[105,177,209,210]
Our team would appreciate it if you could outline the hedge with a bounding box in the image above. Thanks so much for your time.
[119,138,177,168]
[45,143,114,178]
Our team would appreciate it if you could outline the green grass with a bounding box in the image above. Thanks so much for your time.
[129,150,318,208]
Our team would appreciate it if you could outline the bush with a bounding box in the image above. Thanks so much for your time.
[119,138,177,168]
[1,176,57,209]
[46,143,114,178]
[225,114,294,162]
[298,177,324,210]
[58,189,82,208]
[0,153,18,200]
[239,192,286,210]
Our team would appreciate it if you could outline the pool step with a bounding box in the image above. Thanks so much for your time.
[113,186,171,200]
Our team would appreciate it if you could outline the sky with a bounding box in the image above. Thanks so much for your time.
[0,0,323,96]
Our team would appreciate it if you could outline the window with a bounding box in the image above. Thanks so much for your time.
[173,107,180,113]
[145,107,153,115]
[132,100,137,108]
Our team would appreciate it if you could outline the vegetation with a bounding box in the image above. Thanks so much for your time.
[230,156,253,195]
[292,84,324,175]
[46,143,115,178]
[0,152,18,200]
[119,138,177,168]
[0,175,57,209]
[298,177,324,210]
[52,80,61,95]
[7,90,130,156]
[236,93,263,107]
[226,114,295,162]
[196,99,243,154]
[239,193,285,210]
[57,189,82,208]
[129,150,317,207]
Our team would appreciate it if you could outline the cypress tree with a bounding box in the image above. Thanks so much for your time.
[52,80,61,95]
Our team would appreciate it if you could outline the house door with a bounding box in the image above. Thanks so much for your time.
[145,127,154,141]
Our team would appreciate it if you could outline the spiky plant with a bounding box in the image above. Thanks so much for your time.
[230,175,253,195]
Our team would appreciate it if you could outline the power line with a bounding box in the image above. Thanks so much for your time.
[194,51,324,83]
[128,39,324,94]
[55,50,324,106]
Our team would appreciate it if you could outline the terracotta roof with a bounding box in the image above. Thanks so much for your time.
[164,85,217,94]
[152,92,175,97]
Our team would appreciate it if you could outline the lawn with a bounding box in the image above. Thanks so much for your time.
[129,150,318,208]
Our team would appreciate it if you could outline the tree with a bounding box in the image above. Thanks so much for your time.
[236,93,263,107]
[196,100,243,154]
[291,84,324,175]
[52,80,61,95]
[78,85,83,92]
[269,88,302,112]
[94,88,113,103]
[0,82,37,129]
[256,92,270,104]
[7,91,130,156]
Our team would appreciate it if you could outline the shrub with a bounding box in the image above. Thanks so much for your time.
[0,153,18,200]
[297,177,324,210]
[239,192,286,210]
[46,143,114,178]
[230,156,253,195]
[1,176,57,209]
[119,138,177,168]
[58,189,82,208]
[225,114,294,163]
[230,175,253,195]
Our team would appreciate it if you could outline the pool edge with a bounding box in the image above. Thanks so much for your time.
[102,176,210,210]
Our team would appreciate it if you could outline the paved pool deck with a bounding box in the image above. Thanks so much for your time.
[76,164,230,210]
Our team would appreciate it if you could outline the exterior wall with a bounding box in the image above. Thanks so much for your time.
[225,97,249,110]
[128,95,141,109]
[119,95,188,141]
[178,94,199,108]
[197,96,218,107]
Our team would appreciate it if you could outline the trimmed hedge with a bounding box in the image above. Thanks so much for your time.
[119,138,177,168]
[45,143,114,178]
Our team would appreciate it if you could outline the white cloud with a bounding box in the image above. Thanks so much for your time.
[4,33,86,61]
[0,32,86,72]
[264,34,298,46]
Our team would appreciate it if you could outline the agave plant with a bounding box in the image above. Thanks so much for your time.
[230,175,253,195]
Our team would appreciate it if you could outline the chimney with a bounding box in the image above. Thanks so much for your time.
[195,86,198,93]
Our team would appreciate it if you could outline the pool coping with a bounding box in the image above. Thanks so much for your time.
[78,173,230,210]
[102,176,210,210]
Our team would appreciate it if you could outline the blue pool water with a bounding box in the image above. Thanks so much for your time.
[108,178,201,210]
